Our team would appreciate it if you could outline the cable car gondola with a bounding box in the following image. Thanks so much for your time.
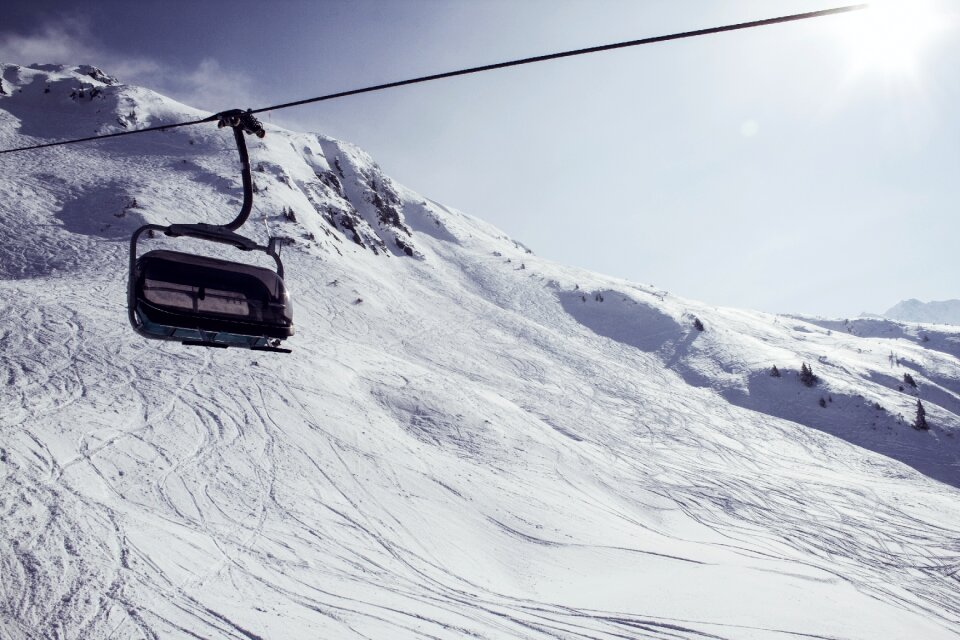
[128,110,294,353]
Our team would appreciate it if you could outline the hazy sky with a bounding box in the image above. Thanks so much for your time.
[3,0,958,317]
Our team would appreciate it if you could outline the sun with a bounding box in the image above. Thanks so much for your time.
[837,0,947,76]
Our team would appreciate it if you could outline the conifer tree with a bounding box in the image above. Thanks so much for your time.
[800,363,817,387]
[913,400,928,430]
[770,365,781,378]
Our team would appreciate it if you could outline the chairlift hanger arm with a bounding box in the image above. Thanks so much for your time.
[215,109,265,231]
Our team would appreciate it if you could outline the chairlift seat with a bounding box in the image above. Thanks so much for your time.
[131,249,293,346]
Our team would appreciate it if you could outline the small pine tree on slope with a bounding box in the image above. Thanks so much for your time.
[800,363,818,387]
[914,400,929,431]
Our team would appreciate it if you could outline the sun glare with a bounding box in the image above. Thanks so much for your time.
[839,1,947,76]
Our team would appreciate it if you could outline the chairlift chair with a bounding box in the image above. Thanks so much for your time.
[128,110,294,352]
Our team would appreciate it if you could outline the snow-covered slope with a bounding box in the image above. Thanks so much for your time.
[2,64,959,640]
[884,298,960,326]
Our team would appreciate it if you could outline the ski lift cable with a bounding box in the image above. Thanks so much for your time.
[0,4,868,156]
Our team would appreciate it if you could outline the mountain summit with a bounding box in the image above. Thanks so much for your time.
[2,63,959,639]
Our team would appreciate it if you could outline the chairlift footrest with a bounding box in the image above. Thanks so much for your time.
[182,340,230,349]
[251,346,292,354]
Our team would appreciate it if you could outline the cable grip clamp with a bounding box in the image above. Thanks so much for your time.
[216,109,266,138]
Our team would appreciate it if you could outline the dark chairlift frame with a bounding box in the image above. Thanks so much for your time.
[128,110,294,353]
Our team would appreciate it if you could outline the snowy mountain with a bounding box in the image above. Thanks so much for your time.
[2,63,960,640]
[884,298,960,326]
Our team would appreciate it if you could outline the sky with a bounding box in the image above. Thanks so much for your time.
[2,0,958,317]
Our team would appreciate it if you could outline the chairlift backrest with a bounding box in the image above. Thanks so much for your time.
[136,250,292,325]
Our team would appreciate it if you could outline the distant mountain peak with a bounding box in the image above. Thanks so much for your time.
[884,298,960,326]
